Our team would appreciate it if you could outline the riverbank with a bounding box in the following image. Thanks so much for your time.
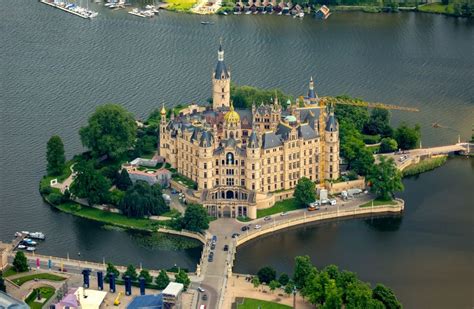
[402,155,447,177]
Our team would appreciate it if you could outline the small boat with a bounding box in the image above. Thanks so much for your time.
[245,10,252,15]
[29,232,45,240]
[15,232,22,237]
[200,21,214,25]
[315,5,331,19]
[223,11,228,15]
[26,247,36,252]
[298,11,304,18]
[24,239,37,246]
[277,11,282,15]
[18,245,26,249]
[21,231,30,235]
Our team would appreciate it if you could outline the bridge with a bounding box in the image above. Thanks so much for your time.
[378,142,472,170]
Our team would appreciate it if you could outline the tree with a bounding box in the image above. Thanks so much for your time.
[279,273,290,286]
[119,181,169,218]
[269,280,280,293]
[394,123,420,150]
[379,138,398,154]
[322,279,342,309]
[345,281,382,309]
[13,251,29,272]
[364,109,393,137]
[230,84,292,109]
[257,266,277,284]
[175,270,190,290]
[70,160,111,206]
[372,284,402,309]
[123,264,138,281]
[106,262,120,278]
[251,277,260,290]
[116,168,133,191]
[46,135,66,176]
[351,146,375,176]
[334,98,369,132]
[155,270,170,289]
[0,272,6,292]
[139,269,153,284]
[339,123,375,176]
[79,104,137,159]
[179,204,209,232]
[367,156,404,200]
[293,177,316,207]
[284,280,295,296]
[293,255,314,290]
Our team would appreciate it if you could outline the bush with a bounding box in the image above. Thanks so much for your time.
[40,185,53,195]
[48,193,64,205]
[257,266,277,284]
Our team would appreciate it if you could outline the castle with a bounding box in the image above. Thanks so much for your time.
[159,44,339,219]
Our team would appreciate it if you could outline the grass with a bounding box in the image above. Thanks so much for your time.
[13,273,66,286]
[25,286,56,309]
[40,159,75,191]
[360,198,397,208]
[236,298,292,309]
[2,267,21,277]
[257,198,300,218]
[403,156,447,177]
[362,134,381,145]
[236,216,252,222]
[56,202,160,231]
[418,3,455,15]
[161,209,182,218]
[165,0,197,11]
[172,173,197,189]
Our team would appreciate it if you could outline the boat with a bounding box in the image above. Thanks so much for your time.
[24,239,37,246]
[223,11,228,15]
[315,5,331,19]
[18,245,26,249]
[15,232,22,237]
[21,231,29,235]
[200,21,214,25]
[245,10,252,14]
[29,232,45,240]
[298,11,304,18]
[26,247,36,252]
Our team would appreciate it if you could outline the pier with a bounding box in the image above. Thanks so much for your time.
[39,0,98,19]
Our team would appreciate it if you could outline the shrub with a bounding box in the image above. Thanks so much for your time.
[48,193,64,205]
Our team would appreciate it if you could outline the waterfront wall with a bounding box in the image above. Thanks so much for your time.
[325,178,366,194]
[157,228,207,244]
[235,200,404,247]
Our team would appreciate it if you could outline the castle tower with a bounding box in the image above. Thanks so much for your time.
[245,130,262,198]
[198,131,214,190]
[306,76,319,105]
[212,43,231,110]
[159,104,167,156]
[324,111,339,180]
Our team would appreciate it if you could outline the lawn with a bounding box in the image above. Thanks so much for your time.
[40,159,75,191]
[172,173,197,189]
[418,3,455,14]
[257,198,300,218]
[236,298,292,309]
[13,273,66,286]
[2,266,21,277]
[161,208,182,218]
[165,0,197,11]
[56,202,160,231]
[360,198,397,208]
[25,286,56,309]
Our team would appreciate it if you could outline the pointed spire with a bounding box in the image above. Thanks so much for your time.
[218,38,224,62]
[308,76,316,99]
[160,103,166,115]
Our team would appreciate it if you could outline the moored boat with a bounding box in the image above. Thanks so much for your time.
[26,247,36,252]
[29,232,46,240]
[315,5,330,19]
[18,245,26,249]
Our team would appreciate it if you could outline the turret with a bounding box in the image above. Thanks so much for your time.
[198,131,214,190]
[324,111,339,180]
[245,130,261,192]
[212,43,231,110]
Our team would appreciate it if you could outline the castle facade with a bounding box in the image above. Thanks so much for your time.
[159,45,339,219]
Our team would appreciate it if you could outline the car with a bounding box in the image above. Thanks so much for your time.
[171,189,178,194]
[264,216,271,221]
[198,287,205,293]
[212,235,217,241]
[208,257,213,262]
[223,245,229,251]
[209,251,214,256]
[255,224,261,229]
[280,212,288,216]
[329,199,337,206]
[231,233,240,238]
[202,294,208,301]
[211,243,216,250]
[241,226,249,231]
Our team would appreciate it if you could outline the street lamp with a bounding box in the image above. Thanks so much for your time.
[293,286,297,309]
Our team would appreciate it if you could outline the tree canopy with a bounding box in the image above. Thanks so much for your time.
[46,135,66,176]
[123,264,138,281]
[79,104,137,159]
[155,270,170,289]
[394,123,420,150]
[0,272,6,292]
[293,177,316,207]
[70,160,111,206]
[379,138,398,154]
[175,270,190,290]
[119,181,169,218]
[257,266,277,284]
[293,255,315,290]
[372,284,402,309]
[106,262,120,278]
[13,251,29,272]
[179,204,209,232]
[364,108,393,137]
[367,156,403,200]
[139,269,152,284]
[334,98,369,132]
[230,84,293,109]
[116,168,133,191]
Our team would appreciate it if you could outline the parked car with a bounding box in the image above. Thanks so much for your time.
[202,294,208,301]
[231,233,240,238]
[211,243,216,250]
[280,212,288,216]
[264,216,271,221]
[320,199,330,205]
[255,224,261,229]
[198,287,205,293]
[329,199,337,206]
[223,245,229,251]
[241,225,249,231]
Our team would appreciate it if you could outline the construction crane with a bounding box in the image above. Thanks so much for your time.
[313,96,419,188]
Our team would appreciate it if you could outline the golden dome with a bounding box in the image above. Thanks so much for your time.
[224,103,240,124]
[160,104,166,115]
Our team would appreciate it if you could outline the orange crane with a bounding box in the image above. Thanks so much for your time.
[313,96,419,188]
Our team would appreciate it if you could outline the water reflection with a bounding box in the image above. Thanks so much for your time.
[363,215,403,232]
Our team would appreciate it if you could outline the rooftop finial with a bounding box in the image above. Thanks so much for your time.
[218,38,224,61]
[161,103,166,115]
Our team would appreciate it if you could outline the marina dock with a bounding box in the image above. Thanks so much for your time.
[39,0,98,19]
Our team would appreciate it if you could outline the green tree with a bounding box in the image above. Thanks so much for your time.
[269,280,280,293]
[0,271,6,292]
[175,270,190,290]
[304,270,330,305]
[284,280,296,296]
[257,266,277,284]
[179,204,209,232]
[116,169,133,191]
[364,108,393,137]
[345,281,383,309]
[293,255,315,290]
[251,276,260,290]
[46,135,66,176]
[155,270,170,289]
[279,273,290,286]
[139,269,153,284]
[367,156,404,200]
[70,160,111,206]
[230,84,292,109]
[339,122,375,176]
[372,284,402,309]
[334,97,369,132]
[106,262,120,278]
[394,123,420,150]
[134,134,157,158]
[322,279,342,309]
[119,181,169,218]
[123,264,138,281]
[379,138,398,153]
[13,251,29,272]
[293,177,316,207]
[79,104,137,159]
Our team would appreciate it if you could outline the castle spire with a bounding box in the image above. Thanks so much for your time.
[307,76,317,99]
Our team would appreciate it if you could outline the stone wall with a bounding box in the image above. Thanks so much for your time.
[325,178,366,194]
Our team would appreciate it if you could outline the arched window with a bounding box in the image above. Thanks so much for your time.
[226,152,234,165]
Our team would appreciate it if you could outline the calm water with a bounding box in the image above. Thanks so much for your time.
[0,0,473,306]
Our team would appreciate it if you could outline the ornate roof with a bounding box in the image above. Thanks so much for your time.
[224,103,240,124]
[248,131,259,148]
[325,112,337,132]
[214,44,229,80]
